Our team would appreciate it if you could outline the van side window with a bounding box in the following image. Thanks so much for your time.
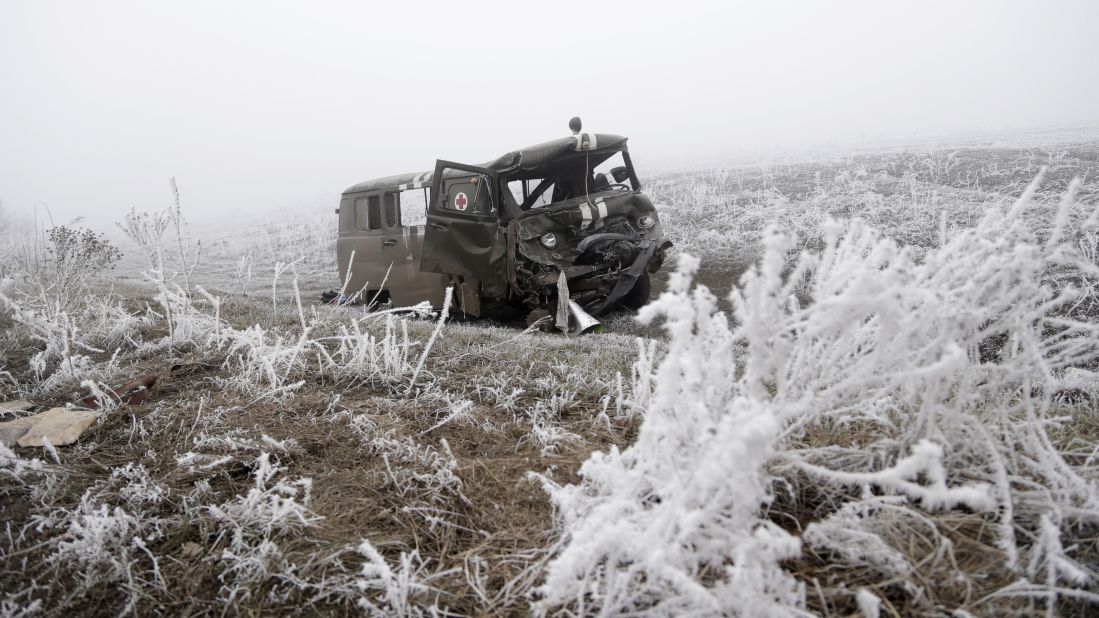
[384,193,399,227]
[399,189,428,227]
[510,178,555,209]
[367,196,382,230]
[354,196,368,230]
[440,176,493,215]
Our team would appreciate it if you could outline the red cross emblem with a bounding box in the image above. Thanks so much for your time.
[454,192,468,211]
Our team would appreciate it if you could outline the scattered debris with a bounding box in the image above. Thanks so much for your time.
[320,290,351,305]
[0,399,35,413]
[76,362,214,408]
[180,542,204,560]
[79,371,168,408]
[7,408,98,448]
[0,416,39,448]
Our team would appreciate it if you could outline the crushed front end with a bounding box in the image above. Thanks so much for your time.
[510,190,670,317]
[418,119,672,328]
[492,130,671,320]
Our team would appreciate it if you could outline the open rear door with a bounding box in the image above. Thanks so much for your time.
[421,160,508,297]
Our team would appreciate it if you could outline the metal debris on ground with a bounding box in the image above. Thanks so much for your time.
[76,362,214,409]
[79,371,167,408]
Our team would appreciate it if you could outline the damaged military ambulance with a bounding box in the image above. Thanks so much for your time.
[334,118,671,332]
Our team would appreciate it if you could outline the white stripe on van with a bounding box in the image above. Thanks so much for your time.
[579,203,593,228]
[595,198,608,219]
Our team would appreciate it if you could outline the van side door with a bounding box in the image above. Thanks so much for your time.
[421,160,508,297]
[335,191,389,300]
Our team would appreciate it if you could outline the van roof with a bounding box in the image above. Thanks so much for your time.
[343,133,627,194]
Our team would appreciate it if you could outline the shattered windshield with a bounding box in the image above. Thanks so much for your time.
[508,150,634,210]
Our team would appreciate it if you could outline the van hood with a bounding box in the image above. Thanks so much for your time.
[514,191,664,267]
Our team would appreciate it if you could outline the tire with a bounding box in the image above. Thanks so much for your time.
[364,289,391,307]
[619,272,651,311]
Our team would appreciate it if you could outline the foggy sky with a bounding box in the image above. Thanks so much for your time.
[2,0,1097,228]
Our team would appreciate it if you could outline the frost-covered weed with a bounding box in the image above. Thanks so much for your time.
[217,289,441,400]
[614,338,659,419]
[206,452,319,540]
[521,410,582,457]
[184,428,299,458]
[538,176,1099,615]
[107,463,170,509]
[0,367,16,393]
[802,499,916,581]
[0,589,43,618]
[27,475,169,616]
[0,292,103,385]
[144,276,223,347]
[219,323,310,398]
[118,180,200,293]
[367,434,470,506]
[318,310,428,384]
[419,392,487,434]
[52,493,157,585]
[206,452,321,597]
[355,539,453,617]
[0,443,46,485]
[474,375,524,414]
[536,252,805,614]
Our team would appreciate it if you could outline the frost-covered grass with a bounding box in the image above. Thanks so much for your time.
[1,130,1097,616]
[0,240,640,615]
[649,134,1099,306]
[537,171,1099,615]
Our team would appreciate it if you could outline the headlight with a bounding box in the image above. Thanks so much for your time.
[540,232,559,249]
[638,214,656,229]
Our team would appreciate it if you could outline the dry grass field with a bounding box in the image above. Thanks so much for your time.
[2,129,1098,617]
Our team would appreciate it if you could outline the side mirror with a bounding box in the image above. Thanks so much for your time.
[610,166,630,183]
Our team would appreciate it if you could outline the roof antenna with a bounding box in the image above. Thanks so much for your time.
[569,117,582,135]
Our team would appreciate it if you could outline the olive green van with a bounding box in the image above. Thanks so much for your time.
[335,119,670,328]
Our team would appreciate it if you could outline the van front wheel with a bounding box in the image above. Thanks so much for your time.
[619,272,651,311]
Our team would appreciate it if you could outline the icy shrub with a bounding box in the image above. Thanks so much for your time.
[0,224,137,387]
[355,539,452,617]
[205,452,322,597]
[52,494,155,585]
[30,473,169,615]
[43,226,122,308]
[206,452,320,542]
[0,443,46,486]
[364,433,470,507]
[538,176,1099,615]
[536,254,806,616]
